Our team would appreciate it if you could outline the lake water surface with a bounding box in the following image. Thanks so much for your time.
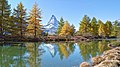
[0,40,112,67]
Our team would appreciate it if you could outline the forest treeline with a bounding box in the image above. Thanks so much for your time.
[0,0,120,41]
[77,15,120,38]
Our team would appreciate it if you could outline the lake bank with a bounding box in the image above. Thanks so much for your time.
[0,35,118,42]
[80,46,120,67]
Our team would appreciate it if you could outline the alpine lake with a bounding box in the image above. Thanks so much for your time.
[0,40,116,67]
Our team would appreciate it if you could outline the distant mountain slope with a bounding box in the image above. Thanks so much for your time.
[42,15,59,35]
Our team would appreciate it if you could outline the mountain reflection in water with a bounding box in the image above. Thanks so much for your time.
[0,40,111,67]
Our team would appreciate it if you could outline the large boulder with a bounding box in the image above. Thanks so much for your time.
[103,47,120,61]
[94,60,120,67]
[93,47,120,67]
[80,62,90,67]
[92,56,104,66]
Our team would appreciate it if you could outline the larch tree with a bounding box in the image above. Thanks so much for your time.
[111,20,120,36]
[0,0,11,36]
[98,20,106,37]
[7,16,17,36]
[13,2,27,38]
[27,3,42,38]
[90,17,98,36]
[57,17,64,34]
[70,24,75,36]
[59,21,71,36]
[79,15,91,34]
[105,21,112,37]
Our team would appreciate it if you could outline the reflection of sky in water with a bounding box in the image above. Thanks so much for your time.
[0,41,110,67]
[41,43,84,67]
[42,43,58,57]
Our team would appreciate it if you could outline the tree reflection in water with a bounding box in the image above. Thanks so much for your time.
[25,43,45,67]
[0,43,45,67]
[0,43,26,67]
[57,42,75,59]
[78,41,109,61]
[0,41,112,67]
[98,41,109,55]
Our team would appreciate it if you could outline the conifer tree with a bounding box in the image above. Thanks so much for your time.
[27,3,42,38]
[6,16,16,36]
[0,0,11,36]
[59,21,71,36]
[13,2,27,38]
[79,15,90,34]
[90,17,98,36]
[111,20,120,36]
[70,24,75,36]
[57,17,64,34]
[105,21,112,36]
[98,20,106,37]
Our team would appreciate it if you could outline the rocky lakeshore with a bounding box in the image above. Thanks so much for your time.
[80,46,120,67]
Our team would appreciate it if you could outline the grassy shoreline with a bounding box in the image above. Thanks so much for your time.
[0,35,118,42]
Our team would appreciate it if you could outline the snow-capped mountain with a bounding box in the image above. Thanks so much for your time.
[42,15,59,35]
[43,43,58,57]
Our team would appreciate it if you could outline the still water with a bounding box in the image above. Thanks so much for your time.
[0,40,112,67]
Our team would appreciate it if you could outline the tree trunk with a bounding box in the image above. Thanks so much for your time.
[20,18,23,40]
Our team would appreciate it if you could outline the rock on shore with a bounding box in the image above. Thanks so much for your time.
[80,47,120,67]
[80,62,90,67]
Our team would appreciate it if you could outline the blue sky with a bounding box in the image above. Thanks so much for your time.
[9,0,120,30]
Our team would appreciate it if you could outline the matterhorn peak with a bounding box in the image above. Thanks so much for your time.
[42,15,59,35]
[48,15,58,26]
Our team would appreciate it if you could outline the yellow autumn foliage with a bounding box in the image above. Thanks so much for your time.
[59,21,73,36]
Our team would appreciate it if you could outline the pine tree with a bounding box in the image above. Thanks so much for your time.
[90,17,98,36]
[79,15,91,34]
[57,17,64,34]
[59,21,71,36]
[13,2,27,38]
[27,3,42,38]
[0,0,11,36]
